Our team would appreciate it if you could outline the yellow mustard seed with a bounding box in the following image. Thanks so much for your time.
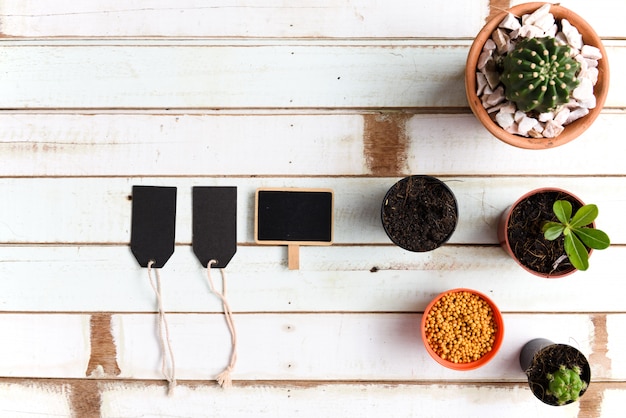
[424,291,498,363]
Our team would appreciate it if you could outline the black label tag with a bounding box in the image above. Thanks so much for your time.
[192,186,237,268]
[130,186,177,268]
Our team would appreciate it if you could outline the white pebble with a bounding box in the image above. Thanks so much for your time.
[543,120,565,138]
[499,102,517,114]
[554,108,571,125]
[518,115,540,135]
[484,86,506,106]
[565,107,590,124]
[496,110,515,129]
[573,77,594,101]
[538,112,554,123]
[499,13,521,31]
[476,72,488,96]
[517,24,548,39]
[483,38,496,51]
[492,28,511,55]
[581,44,602,60]
[581,66,599,85]
[561,19,583,50]
[477,50,492,70]
[523,3,552,26]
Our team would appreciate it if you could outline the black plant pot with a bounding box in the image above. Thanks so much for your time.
[381,175,458,252]
[519,338,591,406]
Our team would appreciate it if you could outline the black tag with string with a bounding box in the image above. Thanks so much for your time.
[192,186,237,268]
[130,185,177,268]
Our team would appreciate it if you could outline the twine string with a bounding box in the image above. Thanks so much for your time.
[147,260,177,395]
[206,259,238,388]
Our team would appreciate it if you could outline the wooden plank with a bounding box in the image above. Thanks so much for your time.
[99,381,599,418]
[0,245,623,313]
[0,177,623,245]
[1,112,626,177]
[3,378,623,418]
[0,41,624,109]
[2,0,623,40]
[607,315,626,380]
[0,314,91,378]
[0,0,489,39]
[0,312,607,381]
[110,313,598,381]
[0,381,72,417]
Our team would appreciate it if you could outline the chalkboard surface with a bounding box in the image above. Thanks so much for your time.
[192,186,237,269]
[255,188,333,244]
[130,185,177,268]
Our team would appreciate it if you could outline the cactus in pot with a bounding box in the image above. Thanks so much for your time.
[501,36,580,113]
[546,365,588,405]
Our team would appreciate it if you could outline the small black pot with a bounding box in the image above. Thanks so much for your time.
[381,175,458,252]
[519,338,591,406]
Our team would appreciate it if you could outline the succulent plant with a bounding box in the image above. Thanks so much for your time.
[546,365,588,405]
[542,200,610,271]
[501,36,580,113]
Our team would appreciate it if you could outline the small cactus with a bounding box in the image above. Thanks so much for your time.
[546,365,588,405]
[501,36,580,113]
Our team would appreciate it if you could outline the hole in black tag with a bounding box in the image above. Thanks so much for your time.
[192,186,237,268]
[130,186,177,268]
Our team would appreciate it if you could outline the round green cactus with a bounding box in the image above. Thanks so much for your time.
[501,36,581,113]
[546,365,588,405]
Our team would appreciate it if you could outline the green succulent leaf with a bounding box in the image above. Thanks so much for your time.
[543,222,565,240]
[547,365,587,406]
[574,227,611,250]
[553,200,572,225]
[569,204,598,228]
[564,232,589,271]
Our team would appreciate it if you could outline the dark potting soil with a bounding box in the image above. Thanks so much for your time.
[381,176,458,252]
[507,191,585,275]
[525,344,590,406]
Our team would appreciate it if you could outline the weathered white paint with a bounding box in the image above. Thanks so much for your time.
[0,177,623,245]
[0,314,91,378]
[607,314,626,380]
[0,0,623,415]
[111,313,596,381]
[0,41,470,109]
[0,0,488,39]
[1,112,626,176]
[0,382,72,418]
[0,246,622,313]
[0,41,624,109]
[99,382,586,418]
[600,388,626,418]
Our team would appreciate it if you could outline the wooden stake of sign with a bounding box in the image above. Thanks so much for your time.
[255,188,334,270]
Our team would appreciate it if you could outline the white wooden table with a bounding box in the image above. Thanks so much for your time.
[0,1,624,416]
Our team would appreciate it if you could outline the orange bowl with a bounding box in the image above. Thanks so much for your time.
[421,288,504,370]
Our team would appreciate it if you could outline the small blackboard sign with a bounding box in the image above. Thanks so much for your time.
[255,188,333,269]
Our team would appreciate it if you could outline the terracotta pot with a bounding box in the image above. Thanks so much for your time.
[421,288,504,371]
[498,187,593,278]
[381,175,458,252]
[519,339,591,406]
[465,2,610,149]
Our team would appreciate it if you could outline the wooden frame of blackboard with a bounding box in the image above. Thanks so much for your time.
[254,187,334,270]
